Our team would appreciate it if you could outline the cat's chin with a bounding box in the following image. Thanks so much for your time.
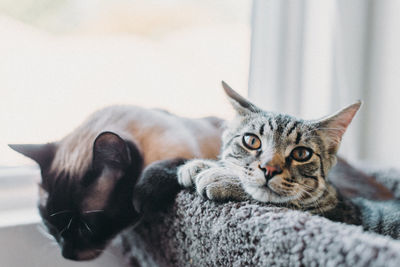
[78,250,103,261]
[62,248,103,261]
[243,184,297,204]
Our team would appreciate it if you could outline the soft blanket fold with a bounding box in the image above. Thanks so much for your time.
[120,167,400,267]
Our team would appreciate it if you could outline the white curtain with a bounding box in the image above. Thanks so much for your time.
[249,0,400,167]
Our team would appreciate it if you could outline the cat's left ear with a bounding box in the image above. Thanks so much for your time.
[221,81,262,116]
[316,101,362,154]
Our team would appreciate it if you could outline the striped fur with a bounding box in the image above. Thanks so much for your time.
[178,81,400,239]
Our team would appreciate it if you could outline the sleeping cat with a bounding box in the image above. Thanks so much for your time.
[9,105,223,261]
[178,82,400,239]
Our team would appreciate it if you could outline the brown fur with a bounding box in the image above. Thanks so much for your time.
[51,105,223,177]
[10,105,224,261]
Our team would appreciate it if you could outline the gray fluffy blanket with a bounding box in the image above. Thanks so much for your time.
[120,167,400,267]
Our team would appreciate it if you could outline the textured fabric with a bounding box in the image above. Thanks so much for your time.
[120,168,400,267]
[359,165,400,199]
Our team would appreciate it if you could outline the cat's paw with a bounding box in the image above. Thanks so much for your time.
[177,159,219,188]
[133,158,185,214]
[195,168,246,202]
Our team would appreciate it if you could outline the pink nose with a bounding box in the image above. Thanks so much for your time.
[265,165,279,175]
[259,163,282,179]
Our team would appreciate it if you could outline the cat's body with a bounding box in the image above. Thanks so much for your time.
[10,105,223,261]
[178,82,400,239]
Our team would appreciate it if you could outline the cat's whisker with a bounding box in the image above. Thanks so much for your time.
[82,220,93,234]
[314,200,324,215]
[41,241,59,254]
[50,210,73,217]
[298,184,318,199]
[36,224,54,241]
[298,188,313,199]
[298,188,324,215]
[299,183,316,191]
[59,217,73,236]
[83,209,104,214]
[94,248,120,261]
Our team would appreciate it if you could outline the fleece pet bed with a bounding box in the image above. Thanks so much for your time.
[119,166,400,267]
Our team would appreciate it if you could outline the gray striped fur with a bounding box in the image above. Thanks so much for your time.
[178,81,400,239]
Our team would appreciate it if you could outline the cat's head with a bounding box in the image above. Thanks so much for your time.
[9,131,142,261]
[220,81,361,206]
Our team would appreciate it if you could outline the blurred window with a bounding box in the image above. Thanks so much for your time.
[0,0,251,222]
[250,0,400,167]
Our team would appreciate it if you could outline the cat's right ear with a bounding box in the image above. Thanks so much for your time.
[221,81,261,116]
[82,132,133,210]
[92,131,131,171]
[8,143,56,171]
[316,101,362,154]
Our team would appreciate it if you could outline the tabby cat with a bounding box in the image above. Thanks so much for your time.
[178,82,400,239]
[10,105,223,261]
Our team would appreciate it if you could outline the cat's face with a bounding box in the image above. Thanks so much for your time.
[220,82,360,206]
[10,132,142,261]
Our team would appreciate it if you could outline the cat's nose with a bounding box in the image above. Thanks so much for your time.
[258,163,282,180]
[62,246,78,261]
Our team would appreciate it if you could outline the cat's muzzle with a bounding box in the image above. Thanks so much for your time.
[60,239,103,261]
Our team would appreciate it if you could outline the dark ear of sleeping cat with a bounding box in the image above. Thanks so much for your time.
[9,143,57,172]
[9,131,143,261]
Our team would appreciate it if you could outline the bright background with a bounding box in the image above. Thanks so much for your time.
[0,2,251,265]
[1,1,400,265]
[0,0,251,167]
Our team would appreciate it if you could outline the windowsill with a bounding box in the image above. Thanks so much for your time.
[0,222,127,267]
[0,165,40,227]
[0,208,40,228]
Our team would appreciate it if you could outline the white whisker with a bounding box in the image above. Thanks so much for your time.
[59,218,73,236]
[94,249,119,261]
[50,210,73,217]
[298,188,324,215]
[36,224,54,241]
[83,209,104,214]
[82,220,93,234]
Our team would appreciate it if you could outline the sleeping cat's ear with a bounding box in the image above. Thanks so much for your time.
[8,143,56,171]
[92,131,131,171]
[83,132,132,211]
[221,81,261,115]
[317,101,362,154]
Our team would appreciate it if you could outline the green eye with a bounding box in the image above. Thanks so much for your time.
[291,147,313,162]
[242,133,261,150]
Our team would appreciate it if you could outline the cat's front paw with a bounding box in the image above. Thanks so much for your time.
[133,158,185,214]
[196,168,246,202]
[177,159,219,188]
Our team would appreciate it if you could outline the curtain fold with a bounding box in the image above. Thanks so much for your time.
[249,0,400,167]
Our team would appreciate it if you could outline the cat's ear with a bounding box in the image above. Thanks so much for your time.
[92,131,131,171]
[8,143,56,171]
[317,101,362,154]
[83,132,132,211]
[222,81,261,116]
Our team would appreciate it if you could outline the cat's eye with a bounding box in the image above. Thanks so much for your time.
[242,133,261,150]
[291,147,313,162]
